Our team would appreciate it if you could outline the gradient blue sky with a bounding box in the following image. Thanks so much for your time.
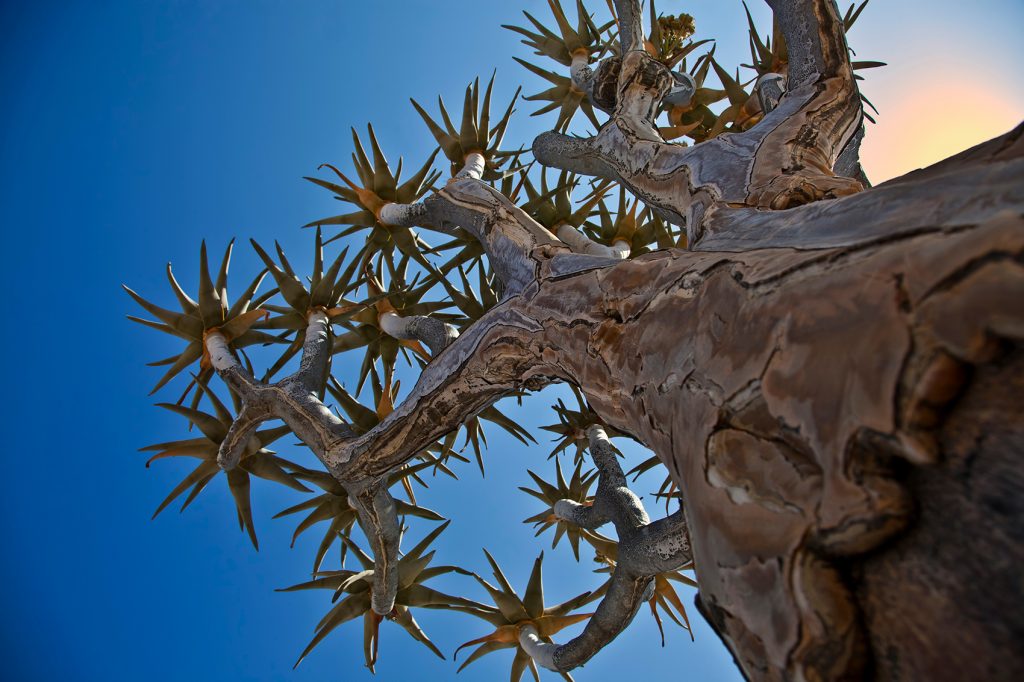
[1,2,1021,681]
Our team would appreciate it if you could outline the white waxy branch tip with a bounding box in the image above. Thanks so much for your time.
[205,331,238,371]
[457,151,487,180]
[519,625,559,671]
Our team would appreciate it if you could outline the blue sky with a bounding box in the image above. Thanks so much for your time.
[1,1,1020,681]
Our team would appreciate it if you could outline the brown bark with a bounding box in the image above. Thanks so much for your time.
[327,125,1023,679]
[854,347,1024,681]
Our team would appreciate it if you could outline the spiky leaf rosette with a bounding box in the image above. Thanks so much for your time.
[705,56,762,137]
[514,58,598,134]
[539,385,608,462]
[411,73,520,179]
[660,48,728,142]
[280,522,486,671]
[433,400,536,478]
[142,382,306,549]
[426,259,501,328]
[506,0,607,68]
[520,169,609,234]
[520,459,598,560]
[453,551,596,681]
[275,459,445,575]
[647,571,698,646]
[304,124,441,263]
[125,240,276,399]
[329,258,455,395]
[585,189,685,255]
[250,229,363,383]
[741,0,787,77]
[626,454,684,513]
[505,0,613,132]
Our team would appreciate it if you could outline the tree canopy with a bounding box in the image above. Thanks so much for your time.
[122,0,1024,679]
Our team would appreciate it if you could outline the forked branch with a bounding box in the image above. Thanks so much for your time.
[521,426,692,672]
[204,312,410,614]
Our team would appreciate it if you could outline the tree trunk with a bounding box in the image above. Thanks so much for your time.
[640,129,1022,681]
[135,0,1023,675]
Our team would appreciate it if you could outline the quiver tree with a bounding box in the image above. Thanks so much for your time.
[128,0,1024,679]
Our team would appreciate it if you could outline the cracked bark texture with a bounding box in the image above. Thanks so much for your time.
[327,123,1024,680]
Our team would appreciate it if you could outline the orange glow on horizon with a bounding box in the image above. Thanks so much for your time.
[859,69,1023,184]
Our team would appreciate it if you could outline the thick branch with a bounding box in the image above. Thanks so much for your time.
[579,426,649,534]
[570,52,600,111]
[833,123,870,186]
[215,132,1019,678]
[755,73,786,115]
[620,509,691,575]
[547,570,654,670]
[555,224,630,259]
[349,480,402,615]
[217,403,271,470]
[288,309,332,394]
[455,151,486,180]
[205,332,257,399]
[206,321,408,614]
[325,301,557,481]
[766,0,850,88]
[530,132,617,180]
[206,317,353,460]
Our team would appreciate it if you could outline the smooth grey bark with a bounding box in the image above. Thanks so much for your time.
[205,313,404,615]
